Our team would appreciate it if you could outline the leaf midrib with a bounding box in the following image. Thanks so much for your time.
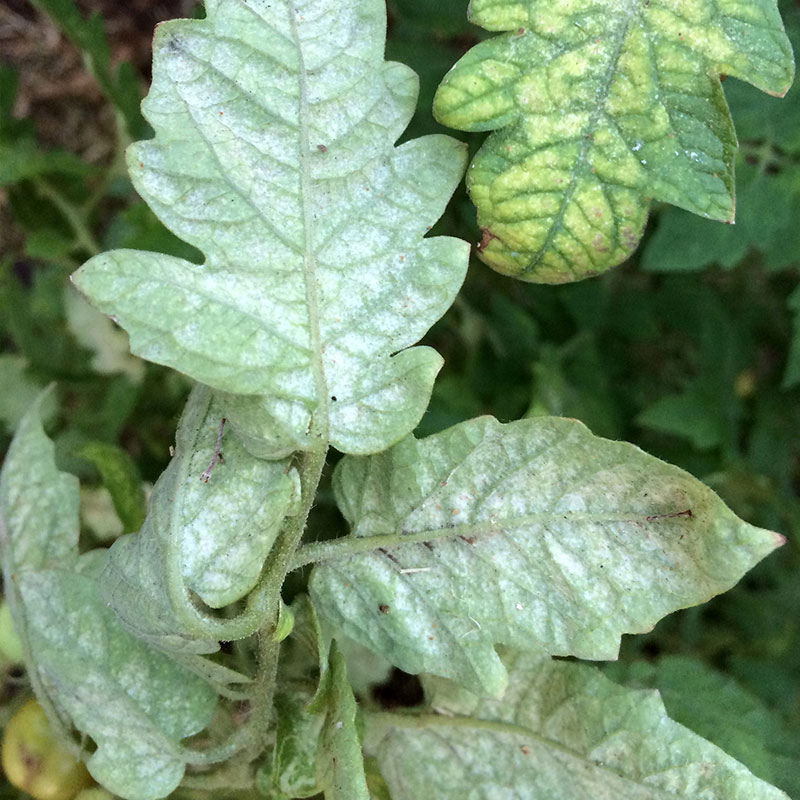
[523,3,639,275]
[377,711,696,800]
[288,0,330,443]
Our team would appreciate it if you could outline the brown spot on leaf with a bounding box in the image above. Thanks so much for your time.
[477,228,498,252]
[621,226,639,250]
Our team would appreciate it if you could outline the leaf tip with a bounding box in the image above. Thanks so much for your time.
[770,531,787,549]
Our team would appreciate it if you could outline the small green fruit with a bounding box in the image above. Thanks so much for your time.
[2,699,93,800]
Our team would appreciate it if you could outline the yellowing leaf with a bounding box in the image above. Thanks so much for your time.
[434,0,794,282]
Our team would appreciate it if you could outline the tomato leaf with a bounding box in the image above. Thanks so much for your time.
[73,0,470,457]
[370,650,790,800]
[310,416,783,695]
[433,0,794,282]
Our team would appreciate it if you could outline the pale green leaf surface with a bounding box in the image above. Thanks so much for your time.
[310,416,782,695]
[271,690,325,798]
[100,385,299,652]
[80,486,125,540]
[370,651,788,800]
[604,655,800,795]
[17,561,217,800]
[64,287,145,384]
[433,0,794,282]
[0,355,54,433]
[0,390,78,572]
[72,0,470,457]
[317,641,370,800]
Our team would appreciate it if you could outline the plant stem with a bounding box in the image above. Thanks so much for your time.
[289,529,455,571]
[33,178,102,257]
[243,443,329,757]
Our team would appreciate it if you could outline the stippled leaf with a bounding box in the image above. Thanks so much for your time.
[317,641,370,800]
[18,560,217,800]
[369,650,789,800]
[604,655,800,797]
[73,0,470,458]
[433,0,794,282]
[0,398,218,800]
[0,389,78,573]
[268,690,326,799]
[266,609,369,800]
[310,416,782,695]
[100,384,300,653]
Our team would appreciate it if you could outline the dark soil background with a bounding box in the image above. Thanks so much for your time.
[1,1,199,159]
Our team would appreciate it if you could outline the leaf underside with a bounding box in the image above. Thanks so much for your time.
[0,400,217,800]
[18,563,217,800]
[373,651,789,800]
[72,0,469,457]
[0,390,79,573]
[310,416,782,695]
[100,384,299,653]
[433,0,794,283]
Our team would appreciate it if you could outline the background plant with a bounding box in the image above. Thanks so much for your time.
[0,1,798,799]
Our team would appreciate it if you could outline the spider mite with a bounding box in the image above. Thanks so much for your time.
[201,417,227,482]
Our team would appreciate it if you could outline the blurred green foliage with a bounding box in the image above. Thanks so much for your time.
[0,0,798,797]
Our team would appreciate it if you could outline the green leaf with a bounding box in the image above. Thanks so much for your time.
[0,140,93,186]
[783,284,800,387]
[636,388,726,450]
[309,416,782,695]
[73,0,470,457]
[604,655,800,797]
[0,390,78,572]
[317,641,370,800]
[433,0,795,282]
[17,560,217,800]
[642,163,796,272]
[100,384,300,652]
[369,651,789,800]
[78,441,147,533]
[64,287,145,384]
[269,690,326,799]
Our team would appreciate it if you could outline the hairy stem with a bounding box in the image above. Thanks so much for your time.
[243,443,329,757]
